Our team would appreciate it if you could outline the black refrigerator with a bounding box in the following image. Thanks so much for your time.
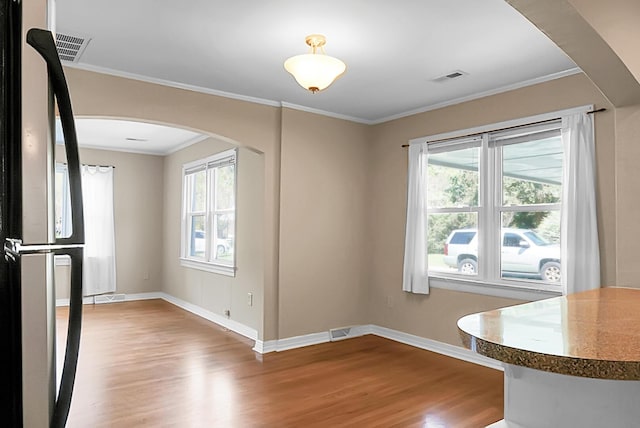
[1,0,85,426]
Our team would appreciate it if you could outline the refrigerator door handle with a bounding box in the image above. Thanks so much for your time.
[4,238,83,257]
[26,28,84,246]
[26,29,85,428]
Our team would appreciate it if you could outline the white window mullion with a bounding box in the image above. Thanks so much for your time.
[490,142,504,282]
[479,133,494,281]
[491,139,504,281]
[427,206,479,214]
[501,204,561,213]
[205,167,213,263]
[183,172,193,258]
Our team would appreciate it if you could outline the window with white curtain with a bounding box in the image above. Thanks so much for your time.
[403,107,600,298]
[180,149,237,276]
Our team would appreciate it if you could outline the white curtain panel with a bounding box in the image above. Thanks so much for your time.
[402,142,429,294]
[81,165,116,296]
[561,112,600,294]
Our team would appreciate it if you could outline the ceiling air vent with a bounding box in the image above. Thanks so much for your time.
[55,32,91,63]
[431,70,468,83]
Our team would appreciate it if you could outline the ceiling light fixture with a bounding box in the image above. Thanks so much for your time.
[284,34,346,94]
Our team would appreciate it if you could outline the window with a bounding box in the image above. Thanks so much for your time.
[181,149,237,276]
[427,121,563,292]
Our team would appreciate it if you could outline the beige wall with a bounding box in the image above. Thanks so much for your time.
[367,73,616,345]
[64,65,625,348]
[567,0,640,82]
[65,68,281,340]
[162,138,265,336]
[55,146,164,299]
[278,108,370,337]
[613,105,640,286]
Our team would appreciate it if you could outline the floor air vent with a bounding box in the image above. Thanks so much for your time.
[330,327,352,341]
[94,294,126,304]
[55,32,91,63]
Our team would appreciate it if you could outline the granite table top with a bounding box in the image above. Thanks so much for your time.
[457,287,640,380]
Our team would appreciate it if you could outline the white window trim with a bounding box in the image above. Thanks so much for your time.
[410,105,592,300]
[428,276,560,301]
[180,148,237,276]
[179,257,236,276]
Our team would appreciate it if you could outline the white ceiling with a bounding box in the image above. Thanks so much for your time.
[55,119,206,155]
[56,0,579,154]
[55,0,578,126]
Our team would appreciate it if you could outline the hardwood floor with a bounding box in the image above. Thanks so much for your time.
[56,300,503,427]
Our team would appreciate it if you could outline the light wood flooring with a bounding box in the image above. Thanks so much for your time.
[56,299,503,427]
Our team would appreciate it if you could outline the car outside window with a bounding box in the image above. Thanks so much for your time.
[450,231,475,245]
[503,233,522,247]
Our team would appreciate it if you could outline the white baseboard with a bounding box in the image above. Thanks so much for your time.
[253,332,331,354]
[255,323,501,371]
[158,292,258,341]
[253,339,277,353]
[125,292,163,301]
[55,291,161,307]
[367,325,504,371]
[275,331,331,352]
[256,324,369,354]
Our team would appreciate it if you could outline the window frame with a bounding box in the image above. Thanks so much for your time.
[410,106,591,301]
[180,148,237,276]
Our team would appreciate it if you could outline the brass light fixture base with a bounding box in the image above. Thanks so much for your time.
[305,34,327,52]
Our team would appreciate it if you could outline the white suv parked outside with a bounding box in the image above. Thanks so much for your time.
[442,228,561,282]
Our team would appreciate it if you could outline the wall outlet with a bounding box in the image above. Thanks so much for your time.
[386,295,393,308]
[224,309,231,318]
[247,292,253,306]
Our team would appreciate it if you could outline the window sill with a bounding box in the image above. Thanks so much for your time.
[428,274,561,301]
[180,258,236,277]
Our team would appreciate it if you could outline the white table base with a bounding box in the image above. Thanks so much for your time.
[486,364,640,428]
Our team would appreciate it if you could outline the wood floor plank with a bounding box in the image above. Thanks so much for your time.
[56,300,503,427]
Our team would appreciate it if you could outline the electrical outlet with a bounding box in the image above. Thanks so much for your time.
[224,309,230,318]
[386,295,393,308]
[247,292,253,306]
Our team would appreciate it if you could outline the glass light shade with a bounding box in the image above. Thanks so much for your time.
[284,53,346,93]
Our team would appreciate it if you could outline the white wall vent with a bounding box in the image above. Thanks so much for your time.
[431,69,468,83]
[94,294,126,304]
[55,32,91,63]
